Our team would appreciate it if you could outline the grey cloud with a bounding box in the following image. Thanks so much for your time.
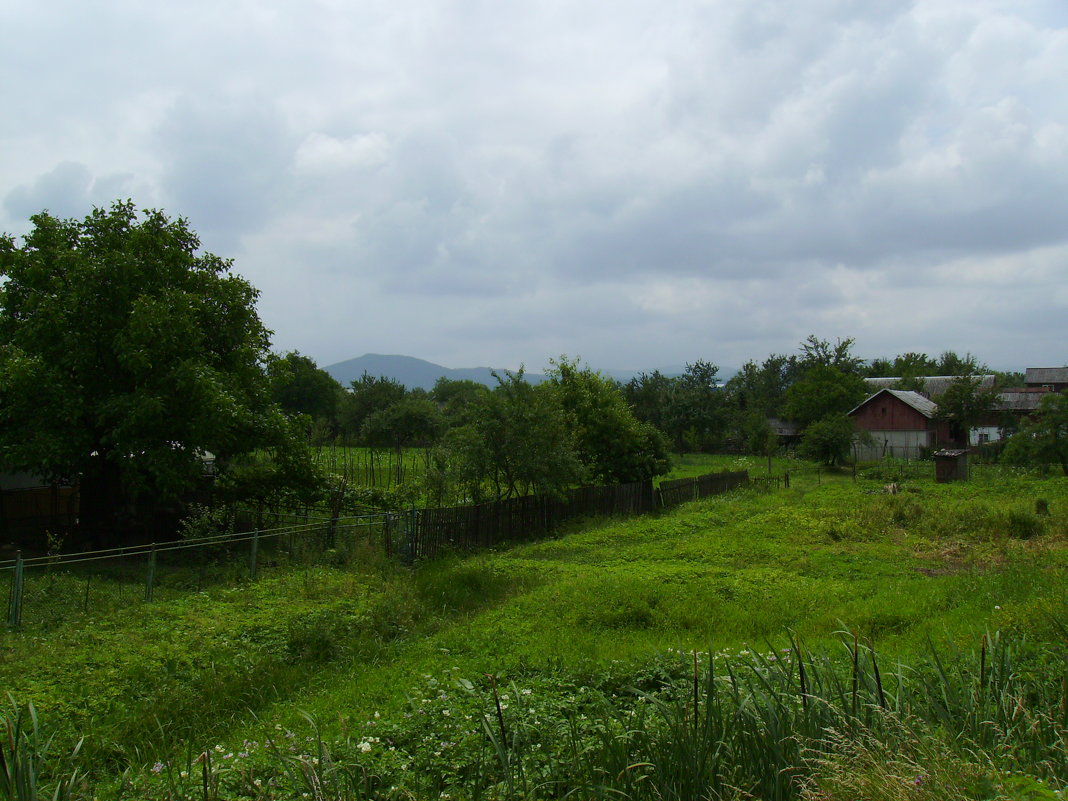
[154,96,297,252]
[4,162,135,222]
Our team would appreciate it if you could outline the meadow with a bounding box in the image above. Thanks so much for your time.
[2,461,1067,800]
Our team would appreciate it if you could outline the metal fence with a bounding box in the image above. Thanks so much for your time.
[3,511,400,632]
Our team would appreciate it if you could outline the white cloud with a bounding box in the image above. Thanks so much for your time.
[293,132,390,173]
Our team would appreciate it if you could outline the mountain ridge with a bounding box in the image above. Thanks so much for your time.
[322,354,708,390]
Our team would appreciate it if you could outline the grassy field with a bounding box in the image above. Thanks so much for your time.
[2,465,1067,799]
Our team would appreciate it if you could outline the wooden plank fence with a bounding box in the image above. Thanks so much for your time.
[410,479,655,561]
[405,470,755,561]
[656,470,749,508]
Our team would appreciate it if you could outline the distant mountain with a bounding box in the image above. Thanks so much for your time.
[322,354,736,391]
[323,354,545,391]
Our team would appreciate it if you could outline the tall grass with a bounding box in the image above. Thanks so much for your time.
[0,696,82,801]
[98,629,1065,800]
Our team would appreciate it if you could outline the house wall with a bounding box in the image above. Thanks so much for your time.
[854,429,934,461]
[852,396,930,431]
[969,426,1002,446]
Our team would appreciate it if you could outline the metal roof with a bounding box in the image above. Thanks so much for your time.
[995,388,1052,411]
[849,388,938,418]
[864,375,995,397]
[1024,367,1068,385]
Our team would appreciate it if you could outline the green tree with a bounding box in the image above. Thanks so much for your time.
[798,335,865,374]
[662,360,727,452]
[1002,391,1068,476]
[266,351,344,444]
[339,372,407,442]
[548,358,670,484]
[782,364,868,429]
[622,370,674,433]
[934,351,984,376]
[0,202,311,539]
[725,354,801,418]
[797,413,857,466]
[361,397,445,453]
[430,377,489,425]
[934,376,998,446]
[432,371,582,502]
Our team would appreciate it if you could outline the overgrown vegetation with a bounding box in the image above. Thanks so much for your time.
[2,468,1066,799]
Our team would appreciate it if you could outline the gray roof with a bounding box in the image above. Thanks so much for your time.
[1024,367,1068,385]
[850,388,938,419]
[864,375,995,397]
[995,389,1052,412]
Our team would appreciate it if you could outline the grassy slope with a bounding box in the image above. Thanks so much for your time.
[2,466,1067,786]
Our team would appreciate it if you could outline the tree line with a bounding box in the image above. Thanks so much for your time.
[275,333,1032,472]
[2,203,1065,546]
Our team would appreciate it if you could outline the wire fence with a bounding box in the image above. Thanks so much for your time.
[2,469,779,633]
[2,511,400,633]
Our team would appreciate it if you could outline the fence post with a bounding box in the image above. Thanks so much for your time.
[7,551,24,628]
[402,506,417,565]
[249,529,260,580]
[145,544,157,602]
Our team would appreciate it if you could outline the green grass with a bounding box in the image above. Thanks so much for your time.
[2,467,1067,798]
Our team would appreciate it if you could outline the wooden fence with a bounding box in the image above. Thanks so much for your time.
[405,470,753,561]
[409,479,655,561]
[656,470,750,508]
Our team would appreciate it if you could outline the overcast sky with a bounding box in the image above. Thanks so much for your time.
[3,0,1066,373]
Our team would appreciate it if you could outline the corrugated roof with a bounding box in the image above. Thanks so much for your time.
[864,375,995,397]
[1024,367,1068,385]
[995,389,1051,411]
[886,389,939,417]
[849,388,939,419]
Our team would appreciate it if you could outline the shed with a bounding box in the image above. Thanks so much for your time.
[848,389,950,460]
[933,449,969,483]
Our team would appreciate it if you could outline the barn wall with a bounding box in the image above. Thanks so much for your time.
[852,396,929,431]
[854,429,934,461]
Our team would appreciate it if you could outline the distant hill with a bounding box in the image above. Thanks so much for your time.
[322,354,734,391]
[323,354,544,391]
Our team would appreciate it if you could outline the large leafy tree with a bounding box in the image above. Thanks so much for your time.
[797,413,858,466]
[725,353,802,419]
[548,358,670,484]
[1002,391,1068,476]
[0,202,304,538]
[934,376,998,446]
[432,371,583,503]
[782,364,868,429]
[339,372,407,442]
[663,360,727,452]
[266,351,343,423]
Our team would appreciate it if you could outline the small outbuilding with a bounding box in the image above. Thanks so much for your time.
[933,449,969,483]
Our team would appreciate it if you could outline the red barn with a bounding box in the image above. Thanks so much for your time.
[849,389,951,460]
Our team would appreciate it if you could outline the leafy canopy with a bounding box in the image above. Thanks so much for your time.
[0,201,306,532]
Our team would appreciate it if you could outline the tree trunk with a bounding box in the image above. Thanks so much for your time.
[78,454,125,548]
